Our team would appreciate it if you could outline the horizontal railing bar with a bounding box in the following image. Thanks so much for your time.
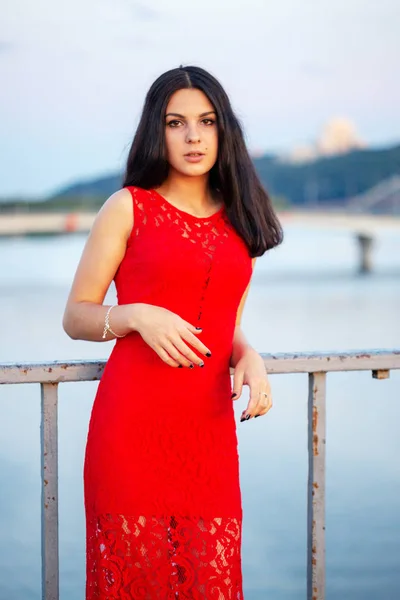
[0,349,399,385]
[0,360,105,384]
[261,348,400,374]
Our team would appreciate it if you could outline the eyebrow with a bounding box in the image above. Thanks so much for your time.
[165,111,216,119]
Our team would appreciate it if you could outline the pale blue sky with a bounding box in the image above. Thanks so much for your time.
[1,0,399,198]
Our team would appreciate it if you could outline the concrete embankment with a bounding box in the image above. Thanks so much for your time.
[0,212,97,236]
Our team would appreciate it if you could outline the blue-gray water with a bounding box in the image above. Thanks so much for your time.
[0,225,399,600]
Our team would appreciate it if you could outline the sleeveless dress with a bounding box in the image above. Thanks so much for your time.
[83,185,253,599]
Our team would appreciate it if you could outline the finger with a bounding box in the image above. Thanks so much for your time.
[242,384,272,420]
[180,327,212,358]
[241,380,261,419]
[163,339,193,367]
[154,343,182,367]
[231,369,244,401]
[255,390,273,418]
[167,335,206,367]
[182,320,204,336]
[254,404,273,418]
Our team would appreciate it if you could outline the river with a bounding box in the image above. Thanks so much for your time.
[0,225,399,599]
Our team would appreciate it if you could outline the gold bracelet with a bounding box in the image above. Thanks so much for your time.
[102,305,126,339]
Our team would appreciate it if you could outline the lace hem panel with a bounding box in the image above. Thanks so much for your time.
[86,512,244,599]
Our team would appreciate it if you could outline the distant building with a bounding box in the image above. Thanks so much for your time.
[281,117,366,164]
[317,117,365,156]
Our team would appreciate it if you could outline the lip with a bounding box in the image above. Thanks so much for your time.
[184,152,205,163]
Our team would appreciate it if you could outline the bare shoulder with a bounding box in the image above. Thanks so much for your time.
[63,187,137,307]
[94,187,134,241]
[102,186,133,210]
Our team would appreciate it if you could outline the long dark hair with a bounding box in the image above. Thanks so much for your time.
[122,65,283,257]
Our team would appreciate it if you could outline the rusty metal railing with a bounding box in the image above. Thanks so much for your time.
[1,349,399,600]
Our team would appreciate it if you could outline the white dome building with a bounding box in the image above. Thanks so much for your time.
[317,117,365,156]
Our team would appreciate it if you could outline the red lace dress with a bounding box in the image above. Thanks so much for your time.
[83,186,253,599]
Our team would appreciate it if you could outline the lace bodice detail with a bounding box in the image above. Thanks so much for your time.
[129,187,229,258]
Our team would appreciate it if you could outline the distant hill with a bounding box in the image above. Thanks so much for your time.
[253,144,400,207]
[1,143,399,214]
[48,173,123,201]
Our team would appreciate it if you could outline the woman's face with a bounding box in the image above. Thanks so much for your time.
[164,88,218,178]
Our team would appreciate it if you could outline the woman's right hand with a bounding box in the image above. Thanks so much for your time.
[130,303,212,368]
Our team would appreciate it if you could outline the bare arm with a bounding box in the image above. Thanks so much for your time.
[62,187,213,368]
[230,258,272,419]
[229,257,257,368]
[62,188,140,341]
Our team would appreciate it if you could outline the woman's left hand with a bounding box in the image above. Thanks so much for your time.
[231,347,273,421]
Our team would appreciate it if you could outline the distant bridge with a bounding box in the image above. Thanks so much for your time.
[346,175,400,214]
[279,210,400,274]
[0,207,399,275]
[279,174,400,273]
[279,210,400,234]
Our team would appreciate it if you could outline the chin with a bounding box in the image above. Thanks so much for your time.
[174,161,215,178]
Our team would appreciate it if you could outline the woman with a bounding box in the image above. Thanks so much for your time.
[63,65,283,599]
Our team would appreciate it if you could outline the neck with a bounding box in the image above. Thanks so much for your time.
[156,170,220,211]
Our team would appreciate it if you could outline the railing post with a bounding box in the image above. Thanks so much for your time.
[40,382,59,600]
[307,372,326,600]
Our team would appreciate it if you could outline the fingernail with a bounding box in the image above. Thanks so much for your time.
[231,392,237,398]
[206,352,212,357]
[178,365,183,368]
[199,362,204,367]
[195,327,202,330]
[245,414,251,420]
[255,414,259,418]
[189,363,194,369]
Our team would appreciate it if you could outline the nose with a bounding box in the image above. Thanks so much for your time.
[185,123,201,143]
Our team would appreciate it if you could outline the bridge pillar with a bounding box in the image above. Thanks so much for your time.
[356,233,374,274]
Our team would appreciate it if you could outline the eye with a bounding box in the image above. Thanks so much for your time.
[167,120,182,127]
[202,118,215,126]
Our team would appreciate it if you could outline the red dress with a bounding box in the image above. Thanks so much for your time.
[83,186,253,599]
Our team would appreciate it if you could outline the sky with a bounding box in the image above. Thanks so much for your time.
[1,0,399,198]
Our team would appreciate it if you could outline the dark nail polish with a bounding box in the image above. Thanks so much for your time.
[189,363,194,368]
[255,414,259,418]
[196,327,202,330]
[199,362,204,367]
[178,365,183,368]
[245,414,251,420]
[206,352,212,357]
[231,393,237,398]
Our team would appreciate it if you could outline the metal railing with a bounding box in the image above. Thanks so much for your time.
[1,348,399,600]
